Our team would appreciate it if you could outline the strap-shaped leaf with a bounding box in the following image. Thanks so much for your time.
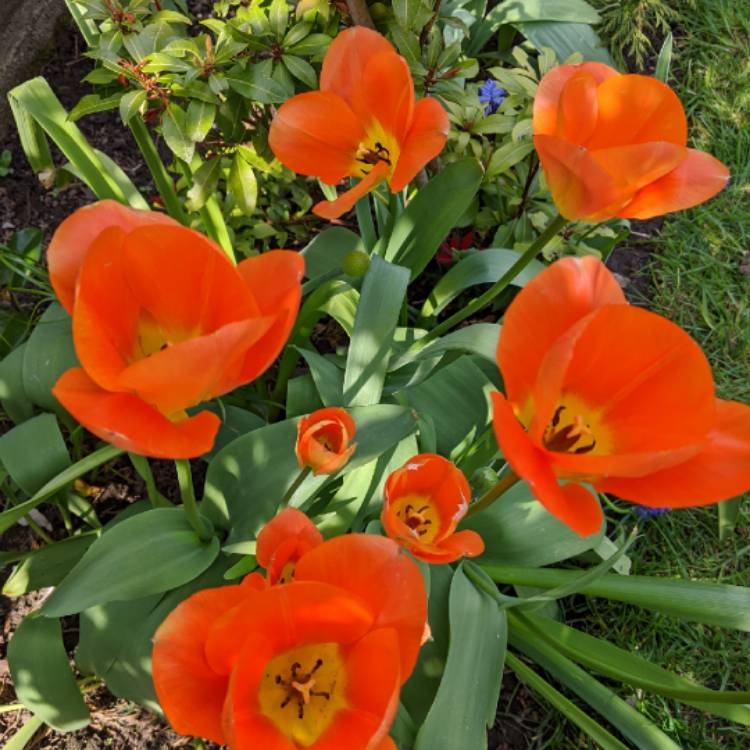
[8,613,89,731]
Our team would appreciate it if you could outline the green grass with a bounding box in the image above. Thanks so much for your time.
[529,1,750,748]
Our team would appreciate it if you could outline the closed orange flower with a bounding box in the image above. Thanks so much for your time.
[381,454,484,563]
[491,256,750,536]
[48,201,303,459]
[296,407,357,475]
[533,62,729,221]
[152,534,427,750]
[269,27,448,220]
[256,508,323,585]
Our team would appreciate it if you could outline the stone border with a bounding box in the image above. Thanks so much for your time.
[0,0,71,138]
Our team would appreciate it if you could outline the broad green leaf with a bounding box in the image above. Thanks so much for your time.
[414,565,507,749]
[8,614,89,731]
[77,556,229,709]
[162,103,195,163]
[119,90,146,124]
[0,445,122,536]
[186,157,223,212]
[269,0,290,36]
[506,652,629,750]
[3,534,97,596]
[520,610,750,722]
[487,566,750,631]
[8,77,142,205]
[202,404,417,542]
[0,343,33,423]
[3,714,44,750]
[0,413,71,495]
[403,356,494,456]
[68,92,122,122]
[343,257,409,407]
[186,99,216,142]
[464,482,602,566]
[89,149,150,210]
[228,151,258,215]
[391,324,500,370]
[202,404,265,460]
[386,159,483,280]
[490,0,600,24]
[123,22,177,60]
[8,92,54,174]
[509,613,682,749]
[286,374,325,417]
[393,0,433,30]
[520,21,616,66]
[21,303,78,413]
[42,508,220,616]
[297,348,344,406]
[288,33,332,57]
[719,497,742,540]
[301,227,365,280]
[226,63,289,103]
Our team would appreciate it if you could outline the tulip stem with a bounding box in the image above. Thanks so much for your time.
[415,213,568,347]
[345,0,376,28]
[279,466,312,509]
[175,459,213,541]
[467,470,520,518]
[129,453,172,508]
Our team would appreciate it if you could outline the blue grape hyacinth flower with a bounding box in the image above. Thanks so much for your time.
[478,79,507,115]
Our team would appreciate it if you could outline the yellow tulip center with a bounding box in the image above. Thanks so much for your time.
[543,395,612,455]
[391,494,440,543]
[352,121,400,180]
[258,643,347,747]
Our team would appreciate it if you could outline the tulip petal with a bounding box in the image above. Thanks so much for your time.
[152,585,248,743]
[534,62,618,137]
[235,250,304,383]
[556,70,599,145]
[357,50,414,142]
[534,134,630,221]
[313,161,390,220]
[116,317,273,416]
[587,74,687,149]
[47,200,179,314]
[295,535,427,680]
[269,92,365,183]
[52,367,220,458]
[491,391,603,537]
[390,97,449,192]
[596,399,750,507]
[320,27,395,106]
[121,225,258,336]
[498,256,626,414]
[535,304,715,456]
[619,148,730,219]
[255,508,323,569]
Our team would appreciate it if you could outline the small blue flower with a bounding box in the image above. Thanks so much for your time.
[634,506,671,519]
[478,79,506,116]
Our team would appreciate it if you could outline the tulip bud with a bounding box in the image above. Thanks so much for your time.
[296,407,357,475]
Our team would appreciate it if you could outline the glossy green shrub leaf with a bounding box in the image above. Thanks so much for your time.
[226,63,289,103]
[186,99,216,142]
[229,151,258,215]
[3,534,96,596]
[21,303,78,413]
[0,413,71,495]
[414,564,507,750]
[506,652,629,750]
[343,257,409,407]
[186,157,222,212]
[520,611,750,722]
[464,483,603,566]
[421,248,542,319]
[203,404,417,544]
[42,508,220,617]
[8,613,89,731]
[0,445,122,536]
[118,90,146,124]
[487,566,750,631]
[386,159,483,280]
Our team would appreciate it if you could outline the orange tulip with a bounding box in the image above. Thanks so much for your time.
[269,27,449,220]
[381,454,484,563]
[48,201,303,459]
[152,534,426,749]
[256,508,323,585]
[296,407,357,475]
[491,256,750,536]
[533,62,730,221]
